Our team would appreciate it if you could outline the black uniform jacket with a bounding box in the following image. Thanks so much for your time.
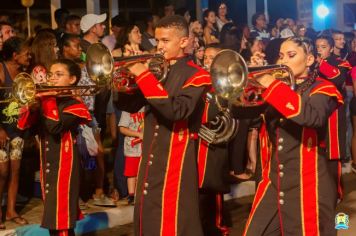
[18,96,91,230]
[115,56,211,236]
[232,78,343,236]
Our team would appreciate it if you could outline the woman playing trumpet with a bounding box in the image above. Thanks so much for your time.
[235,37,343,236]
[17,59,91,236]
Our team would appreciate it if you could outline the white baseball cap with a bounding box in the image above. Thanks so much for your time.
[80,13,107,33]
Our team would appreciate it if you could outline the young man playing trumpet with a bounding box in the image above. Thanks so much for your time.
[115,15,211,236]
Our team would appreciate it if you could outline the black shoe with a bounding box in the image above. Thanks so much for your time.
[128,196,135,205]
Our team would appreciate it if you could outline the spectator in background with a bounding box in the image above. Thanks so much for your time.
[140,14,158,53]
[332,30,346,59]
[59,34,82,63]
[176,8,191,24]
[270,18,284,39]
[219,22,242,52]
[80,13,106,54]
[102,15,127,52]
[216,2,233,32]
[163,3,175,17]
[64,15,81,36]
[250,12,270,46]
[0,22,15,43]
[53,8,70,40]
[0,37,31,229]
[194,39,205,67]
[203,9,220,45]
[30,29,59,84]
[296,24,307,38]
[190,20,204,42]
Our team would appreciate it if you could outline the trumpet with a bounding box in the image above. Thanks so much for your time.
[210,49,295,107]
[86,43,169,93]
[0,72,103,105]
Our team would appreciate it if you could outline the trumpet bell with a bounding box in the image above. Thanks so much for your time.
[86,43,113,86]
[210,50,248,102]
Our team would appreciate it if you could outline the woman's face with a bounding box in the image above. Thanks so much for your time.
[15,47,31,67]
[316,38,332,59]
[251,39,263,55]
[47,63,76,86]
[195,46,205,60]
[278,40,314,78]
[205,11,216,24]
[63,38,82,60]
[255,15,267,29]
[128,26,142,45]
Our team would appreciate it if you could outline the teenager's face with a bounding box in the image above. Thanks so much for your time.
[155,27,188,60]
[128,26,142,45]
[48,63,76,86]
[332,33,345,50]
[204,48,220,71]
[63,38,82,60]
[66,19,81,35]
[278,40,314,78]
[205,12,216,24]
[316,38,332,59]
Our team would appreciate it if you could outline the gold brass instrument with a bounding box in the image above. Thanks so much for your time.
[210,49,295,107]
[86,43,169,93]
[0,72,103,105]
[198,49,295,144]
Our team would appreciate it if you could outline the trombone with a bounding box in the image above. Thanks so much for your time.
[0,72,104,105]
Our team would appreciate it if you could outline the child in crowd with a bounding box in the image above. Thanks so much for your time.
[18,59,91,236]
[118,107,144,205]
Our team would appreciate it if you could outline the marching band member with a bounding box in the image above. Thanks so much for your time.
[17,59,91,236]
[198,44,231,236]
[316,34,352,200]
[114,15,211,236]
[235,37,343,235]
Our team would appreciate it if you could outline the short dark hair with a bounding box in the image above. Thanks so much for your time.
[251,12,265,27]
[54,8,69,23]
[64,15,80,25]
[58,33,80,55]
[111,15,127,27]
[2,36,25,61]
[316,34,334,48]
[51,58,81,85]
[0,21,13,31]
[155,15,188,37]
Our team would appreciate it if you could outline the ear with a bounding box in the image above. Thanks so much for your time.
[179,36,189,49]
[69,75,77,85]
[306,54,315,67]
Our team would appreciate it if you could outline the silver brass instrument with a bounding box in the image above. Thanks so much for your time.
[210,49,295,107]
[198,49,295,144]
[86,43,169,93]
[198,93,239,144]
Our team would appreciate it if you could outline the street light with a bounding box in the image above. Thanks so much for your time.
[21,0,34,37]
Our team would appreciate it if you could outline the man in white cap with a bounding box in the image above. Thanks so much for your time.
[80,13,107,53]
[79,13,116,207]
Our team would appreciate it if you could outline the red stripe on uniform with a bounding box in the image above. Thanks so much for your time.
[56,131,73,229]
[161,121,189,236]
[328,110,340,160]
[300,128,319,236]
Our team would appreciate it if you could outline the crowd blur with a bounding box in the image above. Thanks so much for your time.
[0,0,355,232]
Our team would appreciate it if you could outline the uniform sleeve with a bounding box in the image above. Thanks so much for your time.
[319,57,352,91]
[41,97,91,135]
[262,80,341,128]
[118,111,130,127]
[114,91,147,113]
[134,70,211,121]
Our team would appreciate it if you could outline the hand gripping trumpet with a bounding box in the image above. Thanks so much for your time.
[86,43,169,93]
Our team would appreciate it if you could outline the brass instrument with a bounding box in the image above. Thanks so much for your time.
[0,72,103,105]
[210,49,295,107]
[86,43,169,93]
[198,49,295,144]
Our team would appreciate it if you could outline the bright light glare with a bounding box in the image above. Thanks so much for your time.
[316,4,329,18]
